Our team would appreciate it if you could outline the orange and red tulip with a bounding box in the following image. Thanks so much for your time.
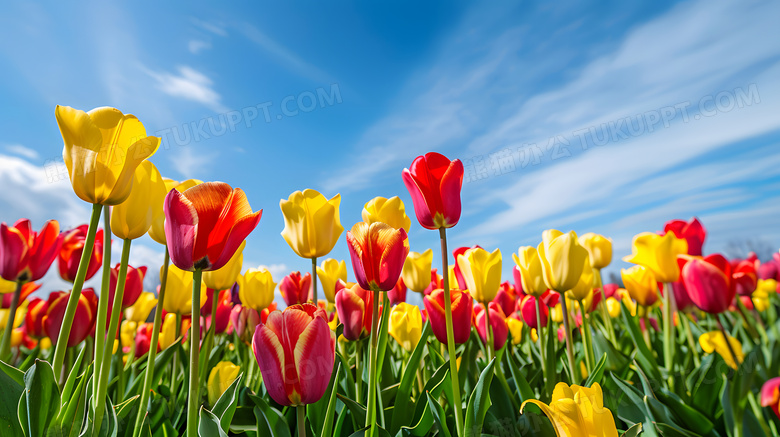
[388,278,407,306]
[2,282,40,309]
[423,288,473,345]
[58,225,104,283]
[493,281,517,318]
[24,297,48,339]
[280,271,312,306]
[334,283,375,341]
[0,219,62,283]
[43,288,98,347]
[402,152,464,230]
[474,302,508,350]
[109,263,147,309]
[205,289,233,334]
[346,222,409,292]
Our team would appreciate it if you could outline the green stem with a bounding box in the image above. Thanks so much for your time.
[355,340,363,403]
[484,301,494,361]
[169,312,182,412]
[132,248,170,437]
[578,299,594,375]
[680,312,700,367]
[93,238,131,436]
[187,269,203,437]
[297,404,306,437]
[662,282,675,389]
[595,269,617,345]
[93,206,113,399]
[200,288,220,388]
[559,294,578,382]
[438,227,465,436]
[365,287,380,435]
[52,203,103,380]
[0,281,23,360]
[311,257,318,303]
[535,298,546,375]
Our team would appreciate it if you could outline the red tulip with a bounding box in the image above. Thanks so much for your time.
[453,245,481,291]
[43,288,98,347]
[135,323,156,358]
[280,271,312,306]
[58,225,104,283]
[205,289,233,334]
[519,295,548,330]
[0,219,62,282]
[2,282,41,308]
[335,283,375,341]
[346,222,409,292]
[513,266,525,296]
[164,182,262,271]
[669,280,696,312]
[252,303,336,406]
[24,297,48,339]
[109,263,147,309]
[493,281,517,317]
[664,217,706,256]
[402,152,464,230]
[423,288,473,346]
[388,278,407,306]
[758,259,779,281]
[474,302,508,350]
[731,259,758,296]
[260,302,277,325]
[761,377,780,420]
[681,254,735,314]
[231,304,261,344]
[423,269,442,296]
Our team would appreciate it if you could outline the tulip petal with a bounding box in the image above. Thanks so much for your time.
[164,189,198,271]
[438,158,463,228]
[335,287,366,341]
[293,316,335,404]
[252,322,291,406]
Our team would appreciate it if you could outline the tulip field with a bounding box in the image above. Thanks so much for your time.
[2,106,780,437]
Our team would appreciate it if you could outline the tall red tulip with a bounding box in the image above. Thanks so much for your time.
[423,288,473,345]
[474,302,508,350]
[402,152,464,230]
[335,283,376,341]
[346,222,409,292]
[388,278,407,306]
[280,271,312,306]
[680,254,734,314]
[731,259,758,296]
[24,297,48,339]
[519,295,548,330]
[664,217,706,256]
[135,323,156,358]
[43,288,98,347]
[205,289,233,334]
[58,225,104,283]
[0,219,62,283]
[493,281,517,317]
[109,264,147,309]
[252,303,336,406]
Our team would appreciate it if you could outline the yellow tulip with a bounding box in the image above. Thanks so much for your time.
[238,268,276,312]
[0,300,27,330]
[507,317,523,345]
[124,292,158,323]
[565,259,594,301]
[606,297,621,318]
[447,265,458,289]
[388,302,422,352]
[204,241,245,291]
[361,196,411,232]
[456,247,502,303]
[550,304,563,323]
[512,246,548,297]
[537,230,589,293]
[207,361,241,405]
[162,264,207,315]
[55,105,160,205]
[316,258,347,303]
[111,161,167,240]
[754,279,777,312]
[148,178,203,245]
[521,382,618,437]
[623,231,688,283]
[578,233,613,270]
[699,331,744,369]
[0,276,17,294]
[159,313,178,350]
[402,249,433,294]
[280,189,343,259]
[621,265,659,307]
[121,320,137,349]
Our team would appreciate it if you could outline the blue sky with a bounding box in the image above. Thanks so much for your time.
[1,1,779,304]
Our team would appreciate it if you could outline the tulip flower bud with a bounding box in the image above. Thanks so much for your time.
[513,246,547,297]
[423,288,472,346]
[280,271,312,306]
[664,217,706,256]
[578,233,613,270]
[362,196,411,232]
[335,283,375,341]
[43,288,98,347]
[621,265,659,307]
[402,249,434,294]
[474,302,508,350]
[58,225,103,283]
[519,295,548,330]
[388,302,423,351]
[507,317,523,345]
[457,247,502,304]
[402,152,464,230]
[680,254,735,314]
[109,264,147,309]
[280,189,343,259]
[346,222,409,292]
[316,258,348,303]
[537,230,589,293]
[207,361,241,405]
[0,219,62,283]
[239,268,276,313]
[623,231,688,283]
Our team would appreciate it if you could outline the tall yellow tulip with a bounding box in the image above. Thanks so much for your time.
[162,264,207,315]
[148,178,203,245]
[565,260,594,301]
[110,161,167,240]
[578,233,612,270]
[280,189,343,259]
[55,105,160,205]
[512,246,547,297]
[362,196,411,232]
[203,241,245,291]
[507,317,523,345]
[537,230,589,293]
[456,247,502,303]
[388,302,422,352]
[621,265,659,307]
[402,249,434,294]
[207,361,241,405]
[238,267,276,312]
[316,258,347,303]
[158,313,178,350]
[521,383,618,437]
[623,231,688,283]
[124,292,157,323]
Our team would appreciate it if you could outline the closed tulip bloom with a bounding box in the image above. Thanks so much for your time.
[402,249,434,294]
[111,161,167,240]
[148,178,203,245]
[423,288,472,345]
[239,268,276,312]
[621,265,659,307]
[519,295,548,330]
[606,297,621,318]
[55,105,160,205]
[346,222,409,292]
[669,279,695,313]
[280,189,343,259]
[521,383,618,437]
[208,361,241,405]
[24,298,48,339]
[164,182,262,272]
[513,246,547,297]
[280,271,312,306]
[58,225,103,282]
[699,331,743,369]
[163,264,207,315]
[457,247,502,303]
[680,254,734,314]
[335,283,375,341]
[507,317,523,345]
[474,302,508,350]
[537,230,589,293]
[203,241,245,291]
[402,152,464,230]
[158,313,178,350]
[623,232,688,283]
[388,278,407,306]
[731,259,758,296]
[362,196,411,232]
[0,219,62,283]
[120,320,136,350]
[124,292,157,323]
[134,323,155,358]
[206,289,233,334]
[578,233,613,270]
[452,246,477,290]
[109,264,147,309]
[316,258,347,303]
[493,281,517,318]
[565,260,594,302]
[761,377,780,420]
[252,303,336,406]
[230,305,261,344]
[43,288,98,347]
[388,302,423,351]
[664,217,706,256]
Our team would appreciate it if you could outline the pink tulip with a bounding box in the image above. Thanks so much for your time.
[681,254,735,314]
[474,302,508,350]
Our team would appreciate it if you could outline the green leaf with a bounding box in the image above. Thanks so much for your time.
[54,366,91,437]
[0,359,24,386]
[198,407,228,437]
[619,302,663,383]
[621,423,642,437]
[610,373,659,437]
[59,345,87,412]
[506,352,534,404]
[18,359,60,437]
[584,353,607,387]
[656,390,714,435]
[463,358,496,437]
[211,372,242,433]
[591,329,630,372]
[426,392,452,437]
[126,339,181,397]
[390,323,430,434]
[0,358,24,436]
[336,393,367,425]
[250,395,291,437]
[320,363,341,437]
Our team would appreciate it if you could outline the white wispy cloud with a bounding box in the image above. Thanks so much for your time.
[169,146,217,179]
[146,65,228,113]
[191,18,228,37]
[188,39,212,54]
[4,144,39,160]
